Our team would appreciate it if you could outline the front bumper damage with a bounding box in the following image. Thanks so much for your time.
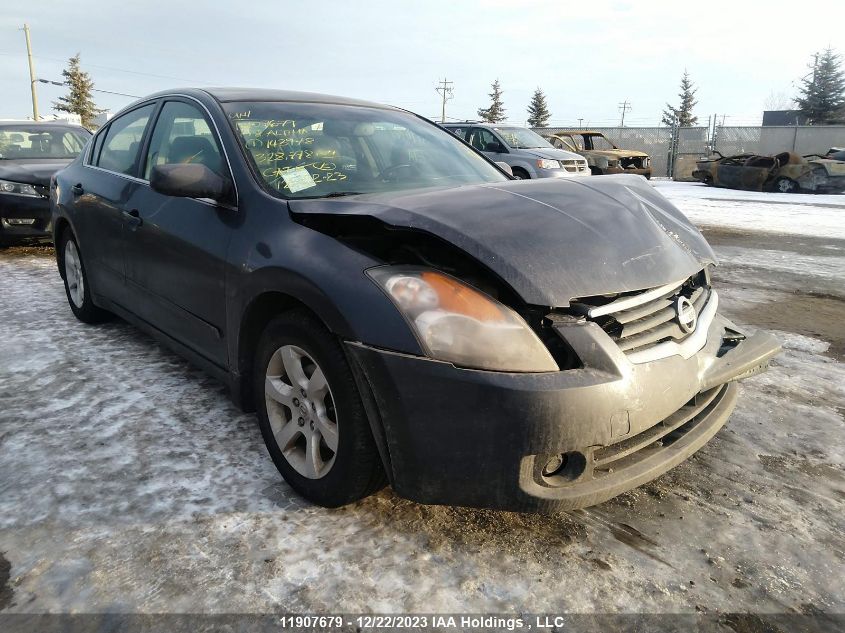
[347,303,780,512]
[0,195,52,245]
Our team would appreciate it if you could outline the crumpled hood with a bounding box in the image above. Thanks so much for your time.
[289,175,716,306]
[0,159,73,187]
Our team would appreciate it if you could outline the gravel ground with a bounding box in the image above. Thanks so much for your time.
[0,182,843,621]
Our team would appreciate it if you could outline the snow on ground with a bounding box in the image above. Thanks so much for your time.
[653,180,845,240]
[1,189,844,618]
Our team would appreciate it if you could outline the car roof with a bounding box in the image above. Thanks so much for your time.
[0,120,89,131]
[191,87,396,110]
[443,122,540,132]
[551,130,604,136]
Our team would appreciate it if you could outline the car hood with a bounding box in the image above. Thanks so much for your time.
[808,158,845,175]
[521,147,583,161]
[289,175,716,306]
[0,159,73,186]
[586,149,649,159]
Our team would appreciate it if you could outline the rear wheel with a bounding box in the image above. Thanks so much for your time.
[774,177,798,193]
[59,231,111,323]
[254,310,385,507]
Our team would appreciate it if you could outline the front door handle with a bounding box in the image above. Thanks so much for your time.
[122,208,142,229]
[71,183,84,196]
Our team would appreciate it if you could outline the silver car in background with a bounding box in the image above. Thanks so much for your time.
[442,122,589,180]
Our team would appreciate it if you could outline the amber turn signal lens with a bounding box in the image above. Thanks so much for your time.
[420,271,505,322]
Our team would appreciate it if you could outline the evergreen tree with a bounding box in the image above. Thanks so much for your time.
[53,54,104,129]
[661,70,698,127]
[526,87,551,128]
[477,79,506,123]
[796,48,845,124]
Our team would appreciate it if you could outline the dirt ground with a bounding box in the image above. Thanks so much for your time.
[0,185,843,625]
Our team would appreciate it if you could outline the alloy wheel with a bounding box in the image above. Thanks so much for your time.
[64,240,85,308]
[264,344,339,479]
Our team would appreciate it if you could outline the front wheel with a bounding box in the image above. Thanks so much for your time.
[60,231,111,323]
[774,177,799,193]
[254,310,385,507]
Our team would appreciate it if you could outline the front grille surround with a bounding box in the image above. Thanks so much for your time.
[566,270,714,363]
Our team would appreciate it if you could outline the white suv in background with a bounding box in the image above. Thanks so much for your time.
[442,122,589,180]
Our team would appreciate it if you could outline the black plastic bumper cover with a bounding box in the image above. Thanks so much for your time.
[0,196,51,244]
[347,313,780,512]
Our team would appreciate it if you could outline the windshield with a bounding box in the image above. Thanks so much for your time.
[224,102,507,198]
[493,127,553,149]
[586,134,617,150]
[0,125,90,160]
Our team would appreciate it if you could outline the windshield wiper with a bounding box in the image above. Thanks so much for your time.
[321,191,365,198]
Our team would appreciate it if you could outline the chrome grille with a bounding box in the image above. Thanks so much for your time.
[561,159,589,173]
[569,272,713,363]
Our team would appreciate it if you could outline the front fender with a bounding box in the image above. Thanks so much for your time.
[227,210,424,363]
[509,160,538,178]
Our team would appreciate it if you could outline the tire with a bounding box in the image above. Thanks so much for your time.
[512,168,529,180]
[59,231,112,323]
[774,177,799,193]
[254,310,385,507]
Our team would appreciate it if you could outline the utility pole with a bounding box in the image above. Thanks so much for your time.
[435,78,454,123]
[22,24,39,121]
[618,100,631,127]
[577,118,583,128]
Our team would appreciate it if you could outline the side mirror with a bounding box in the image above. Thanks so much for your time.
[150,164,232,202]
[485,141,505,153]
[495,161,513,176]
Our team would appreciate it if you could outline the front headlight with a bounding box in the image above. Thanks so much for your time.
[369,267,558,372]
[0,179,40,197]
[536,158,560,170]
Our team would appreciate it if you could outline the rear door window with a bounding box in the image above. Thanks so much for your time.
[95,104,156,177]
[468,128,496,152]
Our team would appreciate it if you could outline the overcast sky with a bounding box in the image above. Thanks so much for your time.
[2,1,842,127]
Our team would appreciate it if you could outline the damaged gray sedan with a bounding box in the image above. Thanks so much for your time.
[52,88,781,512]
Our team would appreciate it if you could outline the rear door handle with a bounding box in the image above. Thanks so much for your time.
[122,208,142,229]
[71,183,84,196]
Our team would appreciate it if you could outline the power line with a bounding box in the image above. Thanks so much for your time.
[34,78,140,99]
[0,50,212,85]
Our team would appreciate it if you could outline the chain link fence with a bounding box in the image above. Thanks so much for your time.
[534,125,845,177]
[713,126,845,157]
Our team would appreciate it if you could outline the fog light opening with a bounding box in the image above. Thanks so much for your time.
[541,451,587,483]
[2,218,36,226]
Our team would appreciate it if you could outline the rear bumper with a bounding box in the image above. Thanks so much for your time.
[347,312,780,512]
[0,196,52,245]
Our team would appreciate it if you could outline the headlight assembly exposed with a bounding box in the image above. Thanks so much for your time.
[0,179,40,197]
[368,267,558,373]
